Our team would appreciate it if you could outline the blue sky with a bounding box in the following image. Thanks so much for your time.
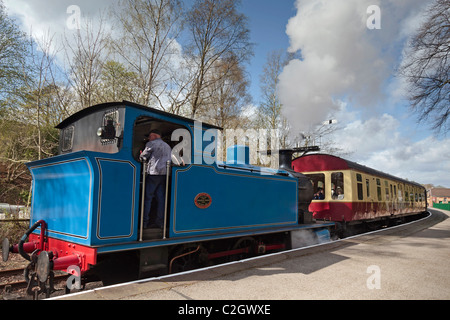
[4,0,449,187]
[240,0,295,102]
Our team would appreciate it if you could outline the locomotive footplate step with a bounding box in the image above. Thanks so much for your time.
[143,228,163,240]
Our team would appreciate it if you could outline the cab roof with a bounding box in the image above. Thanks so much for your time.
[55,100,223,130]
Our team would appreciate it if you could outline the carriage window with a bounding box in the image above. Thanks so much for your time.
[356,173,363,200]
[377,179,382,201]
[306,174,325,200]
[331,172,344,200]
[385,181,390,201]
[366,179,370,198]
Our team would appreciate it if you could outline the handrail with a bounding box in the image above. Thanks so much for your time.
[139,161,147,242]
[218,163,290,177]
[163,160,171,240]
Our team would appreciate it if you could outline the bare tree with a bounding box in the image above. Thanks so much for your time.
[24,33,62,160]
[257,50,291,148]
[258,50,284,129]
[111,0,184,107]
[398,0,450,134]
[185,0,253,118]
[200,57,251,129]
[65,15,109,109]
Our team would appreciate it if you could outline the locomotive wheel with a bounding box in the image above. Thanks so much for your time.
[169,244,208,274]
[231,237,256,260]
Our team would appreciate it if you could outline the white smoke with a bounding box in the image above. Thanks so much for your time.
[278,0,431,132]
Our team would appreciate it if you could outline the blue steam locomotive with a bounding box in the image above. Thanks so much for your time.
[2,101,333,296]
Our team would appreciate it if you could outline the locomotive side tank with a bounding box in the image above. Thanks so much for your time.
[2,101,333,296]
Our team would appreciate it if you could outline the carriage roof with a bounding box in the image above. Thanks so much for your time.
[292,153,424,189]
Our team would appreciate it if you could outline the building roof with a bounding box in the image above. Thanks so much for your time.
[429,188,450,197]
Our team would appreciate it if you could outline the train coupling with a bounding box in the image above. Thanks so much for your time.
[2,220,83,299]
[1,219,47,263]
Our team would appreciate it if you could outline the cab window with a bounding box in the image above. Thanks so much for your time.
[61,126,74,152]
[132,116,191,164]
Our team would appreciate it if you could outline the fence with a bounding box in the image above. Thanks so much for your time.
[432,202,450,211]
[0,203,30,222]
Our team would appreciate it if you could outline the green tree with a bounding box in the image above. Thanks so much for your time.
[96,60,140,103]
[0,0,28,102]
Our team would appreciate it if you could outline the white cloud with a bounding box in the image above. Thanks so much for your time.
[4,0,117,63]
[278,0,432,132]
[338,114,450,187]
[241,103,258,119]
[363,137,450,187]
[278,0,449,187]
[339,113,401,156]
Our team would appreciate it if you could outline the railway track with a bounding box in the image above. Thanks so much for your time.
[0,267,69,299]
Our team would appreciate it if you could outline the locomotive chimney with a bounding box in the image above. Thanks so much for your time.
[278,149,295,170]
[278,146,320,171]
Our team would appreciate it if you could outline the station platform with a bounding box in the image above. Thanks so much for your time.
[54,208,449,300]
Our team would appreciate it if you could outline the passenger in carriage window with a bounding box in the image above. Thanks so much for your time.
[336,186,344,200]
[314,188,325,200]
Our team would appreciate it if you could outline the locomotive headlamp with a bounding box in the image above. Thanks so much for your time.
[96,127,103,137]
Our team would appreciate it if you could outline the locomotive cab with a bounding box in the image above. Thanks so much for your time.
[131,115,189,164]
